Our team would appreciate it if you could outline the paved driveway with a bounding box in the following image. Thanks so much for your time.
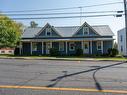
[0,59,127,95]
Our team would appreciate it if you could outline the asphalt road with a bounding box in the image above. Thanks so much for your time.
[0,59,127,95]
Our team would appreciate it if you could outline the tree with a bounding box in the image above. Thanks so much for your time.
[113,42,118,49]
[29,21,38,28]
[0,14,21,48]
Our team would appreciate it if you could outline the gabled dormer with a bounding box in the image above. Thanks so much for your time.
[72,22,100,37]
[36,23,62,37]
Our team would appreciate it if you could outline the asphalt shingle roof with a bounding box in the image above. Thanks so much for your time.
[22,25,114,38]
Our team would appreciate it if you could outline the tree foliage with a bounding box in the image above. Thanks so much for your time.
[0,14,21,48]
[29,21,38,28]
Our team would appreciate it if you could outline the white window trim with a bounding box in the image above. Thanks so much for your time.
[97,41,102,50]
[59,42,64,51]
[46,28,52,36]
[83,27,89,35]
[69,42,75,51]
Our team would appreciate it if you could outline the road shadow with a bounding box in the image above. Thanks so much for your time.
[47,71,67,87]
[46,61,126,89]
[93,68,103,90]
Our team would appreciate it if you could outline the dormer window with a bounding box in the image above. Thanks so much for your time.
[46,28,51,36]
[83,27,89,35]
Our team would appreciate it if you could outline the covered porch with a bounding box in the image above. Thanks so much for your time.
[20,38,113,55]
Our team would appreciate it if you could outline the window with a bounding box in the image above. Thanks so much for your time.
[59,42,64,51]
[84,43,88,49]
[97,41,102,50]
[32,42,37,51]
[69,42,75,51]
[46,28,51,36]
[83,27,89,35]
[8,51,12,53]
[120,35,123,42]
[1,51,5,54]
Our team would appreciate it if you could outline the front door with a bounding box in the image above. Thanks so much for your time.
[84,42,89,54]
[46,42,52,54]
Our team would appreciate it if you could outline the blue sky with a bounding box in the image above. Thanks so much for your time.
[0,0,125,41]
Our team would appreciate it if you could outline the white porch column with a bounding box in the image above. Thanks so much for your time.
[82,41,84,54]
[65,41,68,54]
[101,41,103,54]
[30,42,32,55]
[50,41,52,48]
[19,42,22,55]
[90,41,92,54]
[42,42,43,54]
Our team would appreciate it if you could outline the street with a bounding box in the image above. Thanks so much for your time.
[0,59,127,95]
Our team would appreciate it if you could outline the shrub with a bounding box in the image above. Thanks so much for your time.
[75,48,83,56]
[49,48,60,56]
[108,48,118,57]
[14,48,20,55]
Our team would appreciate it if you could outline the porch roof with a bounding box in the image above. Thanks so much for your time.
[21,38,114,42]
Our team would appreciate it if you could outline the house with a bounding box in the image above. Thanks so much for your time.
[0,48,14,54]
[19,22,114,55]
[117,28,127,56]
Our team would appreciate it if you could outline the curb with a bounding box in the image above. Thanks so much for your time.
[0,57,125,62]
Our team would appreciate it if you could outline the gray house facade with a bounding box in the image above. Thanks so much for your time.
[20,22,114,55]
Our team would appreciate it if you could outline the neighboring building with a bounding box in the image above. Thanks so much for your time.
[0,48,14,54]
[117,28,126,55]
[19,22,114,55]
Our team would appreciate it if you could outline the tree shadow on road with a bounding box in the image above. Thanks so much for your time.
[46,61,126,90]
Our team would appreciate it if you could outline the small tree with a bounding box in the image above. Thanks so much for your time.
[108,48,118,57]
[29,21,38,28]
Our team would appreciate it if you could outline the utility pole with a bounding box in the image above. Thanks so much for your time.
[124,0,127,55]
[79,7,82,25]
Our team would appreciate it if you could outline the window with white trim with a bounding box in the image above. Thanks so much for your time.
[46,28,51,36]
[69,42,75,51]
[59,42,64,51]
[83,27,89,35]
[97,41,102,50]
[32,42,37,51]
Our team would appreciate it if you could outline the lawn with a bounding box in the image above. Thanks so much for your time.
[0,54,127,61]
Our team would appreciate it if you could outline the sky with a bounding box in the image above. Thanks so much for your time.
[0,0,125,41]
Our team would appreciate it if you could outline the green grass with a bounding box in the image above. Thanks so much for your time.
[0,54,127,61]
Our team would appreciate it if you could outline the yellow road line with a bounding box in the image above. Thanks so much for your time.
[0,85,127,94]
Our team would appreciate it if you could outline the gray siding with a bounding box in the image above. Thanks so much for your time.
[103,40,113,54]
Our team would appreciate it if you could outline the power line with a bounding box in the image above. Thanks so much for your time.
[3,14,123,20]
[3,11,123,16]
[1,2,123,13]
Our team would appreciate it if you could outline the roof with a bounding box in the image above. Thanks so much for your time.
[22,23,114,38]
[92,25,114,36]
[117,28,125,32]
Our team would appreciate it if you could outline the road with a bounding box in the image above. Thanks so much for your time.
[0,59,127,95]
